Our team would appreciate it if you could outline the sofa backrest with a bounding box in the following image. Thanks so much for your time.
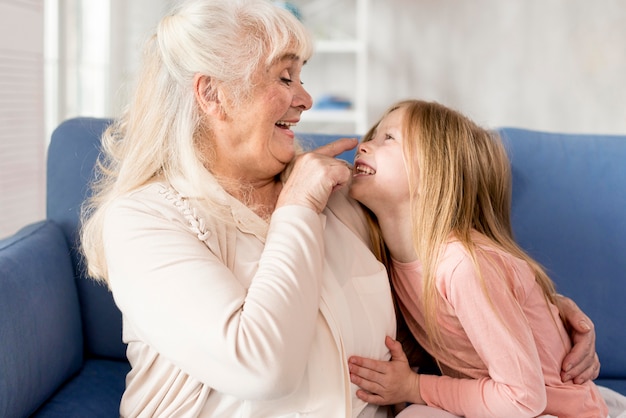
[499,127,626,380]
[45,118,625,379]
[47,117,126,360]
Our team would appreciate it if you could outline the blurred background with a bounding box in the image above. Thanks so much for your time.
[1,0,625,237]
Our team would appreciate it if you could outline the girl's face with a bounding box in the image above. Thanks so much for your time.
[349,107,413,217]
[210,52,313,184]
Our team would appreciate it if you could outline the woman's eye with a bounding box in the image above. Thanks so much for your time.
[281,77,293,85]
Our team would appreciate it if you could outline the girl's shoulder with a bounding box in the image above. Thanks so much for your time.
[442,230,514,263]
[440,231,534,293]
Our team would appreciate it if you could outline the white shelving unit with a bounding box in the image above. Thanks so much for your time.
[288,0,368,135]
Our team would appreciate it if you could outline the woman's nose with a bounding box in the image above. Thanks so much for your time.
[294,83,313,111]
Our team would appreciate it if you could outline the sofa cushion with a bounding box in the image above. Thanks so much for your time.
[596,379,626,400]
[0,221,83,418]
[500,127,626,385]
[46,117,127,360]
[32,359,130,418]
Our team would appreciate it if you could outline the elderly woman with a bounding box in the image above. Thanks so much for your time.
[79,0,598,417]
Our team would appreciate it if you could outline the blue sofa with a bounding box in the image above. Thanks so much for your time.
[1,117,625,417]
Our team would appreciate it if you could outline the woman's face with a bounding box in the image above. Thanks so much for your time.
[210,52,312,185]
[349,107,413,217]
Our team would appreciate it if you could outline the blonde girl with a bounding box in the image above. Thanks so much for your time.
[347,100,608,418]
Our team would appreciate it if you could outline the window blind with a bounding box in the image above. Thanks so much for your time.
[0,0,45,238]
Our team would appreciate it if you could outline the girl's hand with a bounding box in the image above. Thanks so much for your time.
[557,295,600,383]
[348,336,424,406]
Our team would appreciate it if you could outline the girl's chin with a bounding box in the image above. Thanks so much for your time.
[350,182,379,210]
[348,183,366,201]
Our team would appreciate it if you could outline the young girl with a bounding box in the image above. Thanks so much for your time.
[347,100,609,418]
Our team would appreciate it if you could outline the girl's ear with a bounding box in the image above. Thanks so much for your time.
[193,73,224,118]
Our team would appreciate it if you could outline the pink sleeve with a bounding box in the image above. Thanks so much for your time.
[419,250,547,418]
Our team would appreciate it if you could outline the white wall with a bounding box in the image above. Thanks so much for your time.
[57,0,626,136]
[3,0,619,237]
[367,0,626,134]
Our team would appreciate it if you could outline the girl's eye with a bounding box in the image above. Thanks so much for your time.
[384,134,394,141]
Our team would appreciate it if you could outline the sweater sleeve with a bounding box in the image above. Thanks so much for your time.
[104,192,326,400]
[419,249,548,418]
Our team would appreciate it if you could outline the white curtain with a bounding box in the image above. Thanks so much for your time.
[50,0,172,129]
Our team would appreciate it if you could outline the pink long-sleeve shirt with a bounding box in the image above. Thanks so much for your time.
[391,231,607,418]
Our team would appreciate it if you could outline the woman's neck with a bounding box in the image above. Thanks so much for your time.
[221,177,283,222]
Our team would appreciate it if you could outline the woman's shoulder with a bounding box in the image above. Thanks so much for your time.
[109,181,177,211]
[108,180,236,237]
[325,187,370,245]
[104,182,189,229]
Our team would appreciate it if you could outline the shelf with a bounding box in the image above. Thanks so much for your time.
[290,0,368,134]
[301,109,359,123]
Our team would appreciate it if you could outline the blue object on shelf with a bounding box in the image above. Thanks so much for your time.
[273,1,302,21]
[314,94,352,110]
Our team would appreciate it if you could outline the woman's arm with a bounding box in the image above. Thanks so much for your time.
[556,294,600,383]
[104,190,325,400]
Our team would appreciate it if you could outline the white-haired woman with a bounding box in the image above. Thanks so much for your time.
[80,1,599,416]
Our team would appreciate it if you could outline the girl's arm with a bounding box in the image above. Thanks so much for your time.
[349,336,422,406]
[351,251,548,418]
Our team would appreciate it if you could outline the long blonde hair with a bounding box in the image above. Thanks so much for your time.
[364,100,559,355]
[80,0,312,283]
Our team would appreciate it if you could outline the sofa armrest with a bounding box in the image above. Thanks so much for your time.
[0,220,83,418]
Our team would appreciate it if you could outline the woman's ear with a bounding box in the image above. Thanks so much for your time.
[193,73,223,118]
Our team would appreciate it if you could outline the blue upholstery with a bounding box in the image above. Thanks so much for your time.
[46,117,126,360]
[32,359,130,418]
[297,132,359,163]
[0,221,82,418]
[0,118,624,417]
[0,118,130,418]
[500,128,626,395]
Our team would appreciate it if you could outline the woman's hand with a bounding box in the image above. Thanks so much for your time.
[277,138,357,213]
[312,137,359,159]
[348,336,423,406]
[557,294,601,383]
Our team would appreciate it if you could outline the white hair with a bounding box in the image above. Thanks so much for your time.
[80,0,313,282]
